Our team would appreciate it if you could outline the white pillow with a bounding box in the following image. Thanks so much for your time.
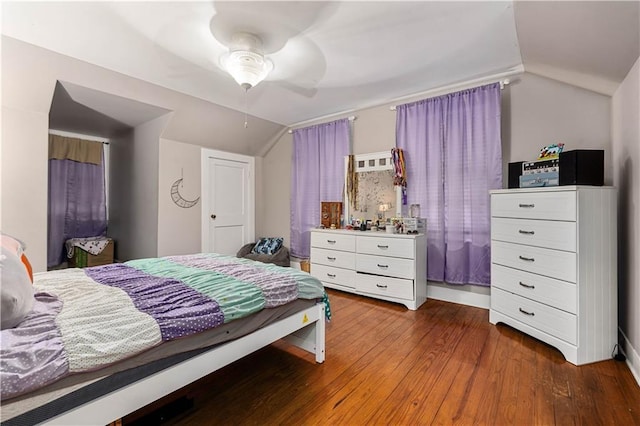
[1,245,34,329]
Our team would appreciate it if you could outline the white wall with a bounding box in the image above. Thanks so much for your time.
[0,107,50,270]
[157,138,202,257]
[131,115,169,259]
[351,104,398,154]
[254,155,264,240]
[108,129,134,262]
[109,115,170,261]
[503,73,612,184]
[258,133,292,243]
[1,38,56,271]
[612,57,640,382]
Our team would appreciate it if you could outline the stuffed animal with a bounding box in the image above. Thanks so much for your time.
[1,234,35,329]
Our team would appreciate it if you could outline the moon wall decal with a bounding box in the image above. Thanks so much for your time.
[170,178,200,208]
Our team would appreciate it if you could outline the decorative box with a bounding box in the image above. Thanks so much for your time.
[67,238,114,268]
[321,202,342,229]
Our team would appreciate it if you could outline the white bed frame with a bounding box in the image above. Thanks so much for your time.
[43,302,326,425]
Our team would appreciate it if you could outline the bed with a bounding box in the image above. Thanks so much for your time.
[1,252,328,425]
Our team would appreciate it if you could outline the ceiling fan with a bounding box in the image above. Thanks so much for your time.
[114,1,335,97]
[208,1,335,94]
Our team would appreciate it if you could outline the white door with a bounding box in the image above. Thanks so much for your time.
[201,149,255,255]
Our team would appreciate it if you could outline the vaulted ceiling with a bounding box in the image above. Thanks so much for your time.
[2,1,638,127]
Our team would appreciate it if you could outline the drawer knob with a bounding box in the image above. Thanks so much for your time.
[519,308,535,316]
[327,273,336,278]
[519,281,535,289]
[518,255,535,262]
[327,240,336,244]
[518,203,535,208]
[376,284,388,289]
[518,230,535,235]
[377,264,389,268]
[327,256,336,261]
[377,245,389,249]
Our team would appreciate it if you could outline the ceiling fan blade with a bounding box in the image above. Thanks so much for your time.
[209,1,338,54]
[156,15,227,71]
[268,36,326,89]
[111,1,228,74]
[276,81,319,98]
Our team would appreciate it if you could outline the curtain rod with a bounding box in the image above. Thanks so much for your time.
[389,78,512,111]
[49,130,110,144]
[288,115,357,134]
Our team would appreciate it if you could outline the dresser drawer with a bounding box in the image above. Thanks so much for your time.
[310,264,355,289]
[492,287,577,344]
[356,236,415,259]
[491,241,576,283]
[310,247,355,269]
[356,254,415,279]
[491,264,577,314]
[491,217,577,252]
[311,232,356,251]
[491,191,576,221]
[356,273,414,301]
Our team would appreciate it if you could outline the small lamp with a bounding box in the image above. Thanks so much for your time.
[378,203,391,221]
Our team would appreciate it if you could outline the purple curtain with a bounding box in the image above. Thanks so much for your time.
[396,83,502,286]
[291,119,350,258]
[48,158,107,267]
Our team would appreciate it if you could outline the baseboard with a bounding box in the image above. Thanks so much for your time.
[620,329,640,387]
[427,281,491,309]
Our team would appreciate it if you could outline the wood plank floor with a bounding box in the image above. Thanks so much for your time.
[126,289,640,425]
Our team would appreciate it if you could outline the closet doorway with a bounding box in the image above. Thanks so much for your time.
[46,130,109,269]
[201,149,255,255]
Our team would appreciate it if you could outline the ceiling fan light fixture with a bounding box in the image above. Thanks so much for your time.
[222,32,274,90]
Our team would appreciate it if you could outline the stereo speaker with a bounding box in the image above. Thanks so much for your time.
[559,150,604,186]
[508,161,523,189]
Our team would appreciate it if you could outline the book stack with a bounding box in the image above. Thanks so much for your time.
[519,158,559,188]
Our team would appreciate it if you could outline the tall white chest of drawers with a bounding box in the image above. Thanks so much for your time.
[310,229,427,310]
[489,186,617,365]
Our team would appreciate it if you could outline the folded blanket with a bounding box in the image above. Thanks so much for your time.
[65,237,111,257]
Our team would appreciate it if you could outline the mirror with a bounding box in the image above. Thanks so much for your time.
[343,151,402,224]
[351,169,395,222]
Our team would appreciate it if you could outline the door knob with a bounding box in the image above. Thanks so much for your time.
[211,214,216,219]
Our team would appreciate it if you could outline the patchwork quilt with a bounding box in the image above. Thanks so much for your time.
[0,253,327,400]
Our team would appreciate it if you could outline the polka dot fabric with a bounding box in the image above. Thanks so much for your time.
[86,264,224,340]
[33,269,162,373]
[0,293,68,399]
[1,253,327,400]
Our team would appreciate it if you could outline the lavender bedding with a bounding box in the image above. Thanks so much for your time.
[1,253,326,401]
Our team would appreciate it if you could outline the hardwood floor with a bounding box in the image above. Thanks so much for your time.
[127,289,640,425]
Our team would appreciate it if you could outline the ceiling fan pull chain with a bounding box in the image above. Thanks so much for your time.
[244,88,249,129]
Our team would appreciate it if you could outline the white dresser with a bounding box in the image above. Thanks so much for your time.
[310,229,427,310]
[489,186,617,365]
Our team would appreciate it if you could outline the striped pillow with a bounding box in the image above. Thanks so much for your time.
[251,237,284,255]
